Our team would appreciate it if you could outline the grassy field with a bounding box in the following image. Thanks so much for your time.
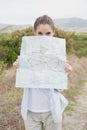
[0,30,87,129]
[0,54,87,130]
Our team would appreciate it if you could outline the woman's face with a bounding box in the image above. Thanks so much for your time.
[35,24,55,36]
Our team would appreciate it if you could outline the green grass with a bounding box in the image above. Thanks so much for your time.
[5,92,21,99]
[72,34,87,57]
[64,84,81,112]
[2,105,15,113]
[0,61,6,76]
[69,85,80,96]
[78,79,85,85]
[67,85,81,99]
[65,104,74,111]
[75,48,87,57]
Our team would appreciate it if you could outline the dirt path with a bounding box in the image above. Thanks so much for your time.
[0,93,24,130]
[63,82,87,130]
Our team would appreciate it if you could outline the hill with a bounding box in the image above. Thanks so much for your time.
[0,23,30,33]
[0,17,87,33]
[54,17,87,32]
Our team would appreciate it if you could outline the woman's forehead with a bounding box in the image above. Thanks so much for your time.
[35,24,53,31]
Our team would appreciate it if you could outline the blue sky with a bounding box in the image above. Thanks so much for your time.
[0,0,87,24]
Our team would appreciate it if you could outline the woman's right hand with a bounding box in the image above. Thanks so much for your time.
[13,56,20,72]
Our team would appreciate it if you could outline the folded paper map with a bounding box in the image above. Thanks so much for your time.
[15,36,67,89]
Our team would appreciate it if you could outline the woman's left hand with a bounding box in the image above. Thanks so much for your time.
[64,61,73,75]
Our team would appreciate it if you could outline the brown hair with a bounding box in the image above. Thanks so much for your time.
[34,15,55,31]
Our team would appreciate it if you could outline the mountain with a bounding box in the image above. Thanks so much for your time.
[54,17,87,32]
[0,23,30,33]
[0,17,87,33]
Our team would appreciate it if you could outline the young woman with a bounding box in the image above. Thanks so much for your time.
[13,15,72,130]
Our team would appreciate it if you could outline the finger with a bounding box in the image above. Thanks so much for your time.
[65,66,72,73]
[13,61,19,69]
[66,69,72,75]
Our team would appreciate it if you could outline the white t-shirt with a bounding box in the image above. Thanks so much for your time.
[28,88,51,112]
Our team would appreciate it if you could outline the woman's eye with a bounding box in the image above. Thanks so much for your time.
[46,32,51,35]
[38,32,43,35]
